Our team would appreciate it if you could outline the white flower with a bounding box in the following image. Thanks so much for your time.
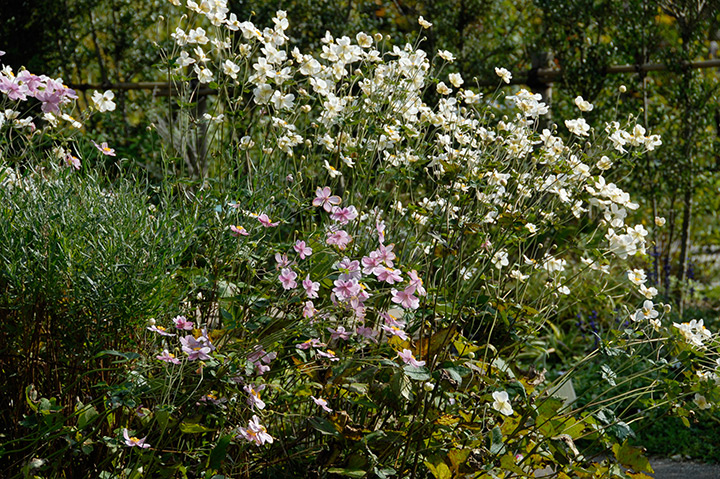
[639,284,658,299]
[509,270,529,282]
[492,250,509,269]
[495,67,512,84]
[418,16,432,29]
[492,390,514,416]
[92,90,116,112]
[574,95,594,112]
[655,216,666,227]
[222,60,240,80]
[694,393,712,410]
[438,50,455,62]
[448,73,464,88]
[596,156,613,170]
[627,269,647,286]
[194,66,214,84]
[436,82,452,95]
[525,223,538,234]
[253,84,274,104]
[565,118,590,136]
[634,300,658,322]
[324,160,342,178]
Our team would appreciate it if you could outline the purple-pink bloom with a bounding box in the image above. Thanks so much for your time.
[173,315,194,330]
[156,349,181,364]
[244,384,266,410]
[279,268,298,290]
[382,324,409,341]
[362,252,382,274]
[92,140,116,156]
[326,230,352,250]
[275,253,291,268]
[147,325,176,336]
[316,349,340,361]
[65,153,81,170]
[230,225,249,236]
[123,429,151,448]
[408,270,427,296]
[294,240,313,259]
[376,220,386,244]
[330,205,358,224]
[337,257,361,281]
[375,266,403,284]
[391,285,420,310]
[356,325,379,342]
[296,338,325,350]
[237,415,273,446]
[180,334,212,361]
[303,300,317,318]
[377,244,396,267]
[257,213,279,227]
[303,275,320,298]
[311,396,333,412]
[312,186,341,212]
[397,349,426,368]
[328,326,351,341]
[332,278,361,301]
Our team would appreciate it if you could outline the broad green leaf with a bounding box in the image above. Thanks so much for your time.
[326,468,366,478]
[208,435,233,470]
[180,422,215,434]
[612,440,653,474]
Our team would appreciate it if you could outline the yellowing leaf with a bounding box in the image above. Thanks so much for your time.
[612,440,654,474]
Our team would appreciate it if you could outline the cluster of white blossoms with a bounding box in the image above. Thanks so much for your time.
[164,2,706,340]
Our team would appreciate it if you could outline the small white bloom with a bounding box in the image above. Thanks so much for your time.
[438,50,455,62]
[655,216,666,227]
[495,67,512,84]
[492,390,513,416]
[92,90,116,112]
[574,95,594,112]
[448,73,464,88]
[418,16,432,29]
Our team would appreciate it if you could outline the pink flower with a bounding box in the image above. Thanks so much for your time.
[180,334,213,361]
[311,396,333,412]
[316,349,340,361]
[244,384,266,410]
[156,349,181,364]
[294,240,313,259]
[328,326,351,341]
[337,257,361,281]
[230,225,249,236]
[397,349,426,368]
[375,266,403,284]
[377,244,396,266]
[147,325,176,336]
[65,153,81,170]
[356,325,379,342]
[275,253,291,268]
[312,186,341,212]
[332,279,361,301]
[237,415,273,446]
[408,270,426,296]
[391,285,420,310]
[303,275,320,298]
[92,140,116,156]
[326,230,352,250]
[330,205,358,224]
[296,338,325,349]
[362,252,382,274]
[382,324,409,341]
[376,220,386,244]
[248,345,276,365]
[123,429,151,448]
[303,300,317,318]
[257,213,279,227]
[279,268,298,290]
[173,315,194,330]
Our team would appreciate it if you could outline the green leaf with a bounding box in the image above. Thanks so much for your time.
[391,371,413,401]
[424,461,452,479]
[308,416,341,437]
[490,425,505,455]
[77,404,99,430]
[500,453,525,475]
[326,468,366,478]
[208,435,233,470]
[403,365,431,381]
[179,422,215,434]
[612,440,654,474]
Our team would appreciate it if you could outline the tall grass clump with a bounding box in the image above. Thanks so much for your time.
[2,3,720,478]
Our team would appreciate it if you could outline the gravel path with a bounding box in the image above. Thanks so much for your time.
[648,457,720,479]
